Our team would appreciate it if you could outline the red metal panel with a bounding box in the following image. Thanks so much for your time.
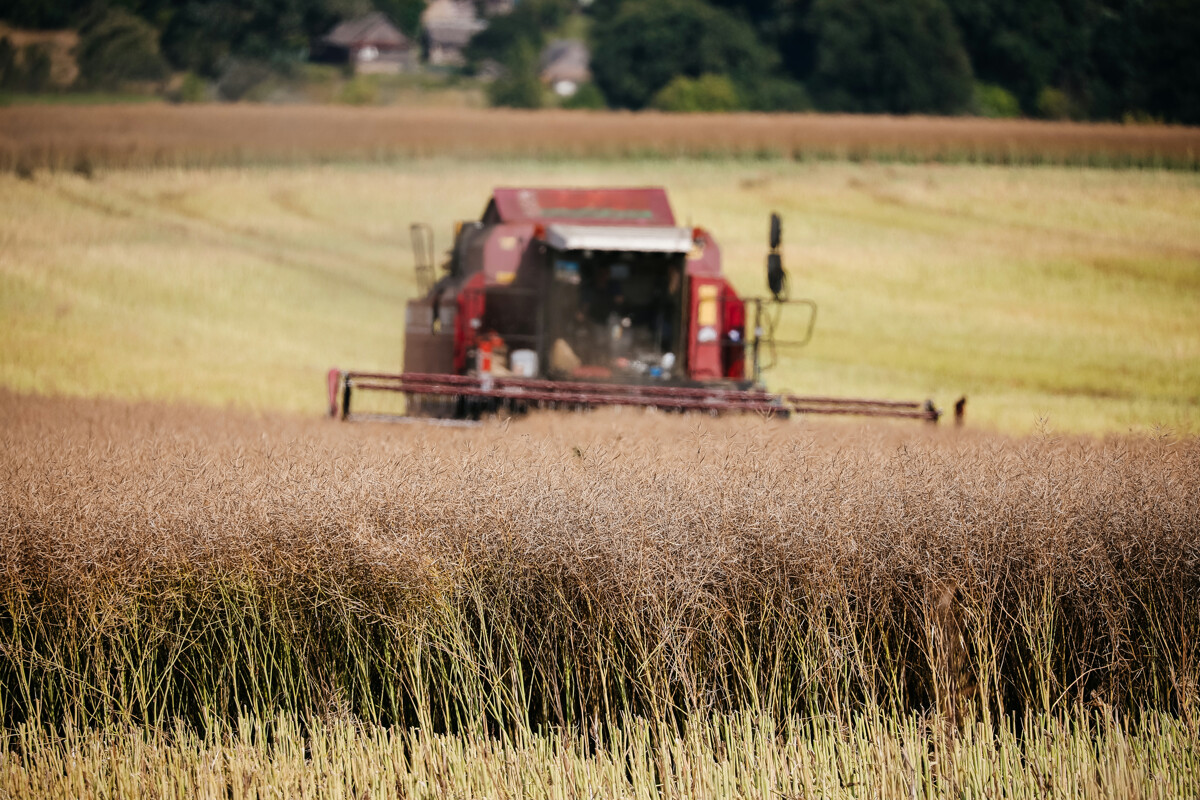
[721,279,746,380]
[684,227,722,278]
[489,187,676,227]
[454,272,487,372]
[482,224,535,285]
[687,277,723,381]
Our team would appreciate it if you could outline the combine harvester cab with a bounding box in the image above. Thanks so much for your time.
[329,187,946,423]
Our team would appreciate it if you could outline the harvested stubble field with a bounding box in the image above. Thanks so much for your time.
[3,159,1199,433]
[2,392,1198,797]
[2,105,1200,170]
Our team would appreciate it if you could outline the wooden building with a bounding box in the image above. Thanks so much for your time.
[421,0,486,67]
[315,12,416,74]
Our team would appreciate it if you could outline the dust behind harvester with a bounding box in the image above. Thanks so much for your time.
[328,187,947,423]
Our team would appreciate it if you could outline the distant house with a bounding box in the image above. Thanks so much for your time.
[422,0,486,67]
[315,12,416,74]
[540,39,590,97]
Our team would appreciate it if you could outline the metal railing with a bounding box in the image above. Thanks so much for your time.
[328,369,941,422]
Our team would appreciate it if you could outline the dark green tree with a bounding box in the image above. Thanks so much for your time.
[465,0,572,72]
[0,36,17,89]
[808,0,973,114]
[1133,0,1200,124]
[486,39,543,108]
[74,7,168,88]
[944,0,1093,114]
[1,1,182,30]
[590,0,775,109]
[373,0,424,36]
[1083,0,1138,119]
[160,0,342,77]
[583,0,623,22]
[707,0,816,81]
[22,44,54,91]
[0,0,86,28]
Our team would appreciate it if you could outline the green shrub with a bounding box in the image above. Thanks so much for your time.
[1037,87,1076,120]
[740,76,812,112]
[216,59,274,102]
[488,75,544,109]
[338,76,379,106]
[177,72,207,103]
[486,41,544,109]
[298,63,342,83]
[561,82,607,110]
[74,8,168,90]
[1122,109,1164,126]
[651,74,741,112]
[974,82,1021,118]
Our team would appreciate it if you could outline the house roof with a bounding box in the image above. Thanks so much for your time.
[540,39,590,83]
[422,0,486,47]
[544,224,694,253]
[323,12,408,49]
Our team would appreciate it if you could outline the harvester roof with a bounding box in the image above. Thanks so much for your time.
[542,223,694,253]
[484,187,676,227]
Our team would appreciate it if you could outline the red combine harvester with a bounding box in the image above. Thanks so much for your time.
[328,187,945,423]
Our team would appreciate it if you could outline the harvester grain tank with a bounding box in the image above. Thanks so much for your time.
[328,187,944,422]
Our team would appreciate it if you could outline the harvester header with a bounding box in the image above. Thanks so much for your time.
[329,186,951,424]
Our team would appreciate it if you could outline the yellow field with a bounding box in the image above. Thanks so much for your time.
[1,158,1197,433]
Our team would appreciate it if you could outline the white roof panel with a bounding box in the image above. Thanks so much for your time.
[544,224,694,254]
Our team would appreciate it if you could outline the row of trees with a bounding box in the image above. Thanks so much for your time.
[584,0,1200,122]
[4,0,1198,123]
[4,0,424,92]
[476,0,1192,122]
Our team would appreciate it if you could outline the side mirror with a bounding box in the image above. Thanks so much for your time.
[768,253,785,300]
[767,212,786,300]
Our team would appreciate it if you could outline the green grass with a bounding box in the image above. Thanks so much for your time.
[1,159,1197,433]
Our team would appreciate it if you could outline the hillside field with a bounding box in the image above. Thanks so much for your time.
[1,157,1198,433]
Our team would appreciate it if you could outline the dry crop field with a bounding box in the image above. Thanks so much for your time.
[1,392,1199,797]
[3,105,1200,170]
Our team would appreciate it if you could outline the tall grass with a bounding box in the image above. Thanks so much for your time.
[2,105,1199,171]
[2,392,1197,738]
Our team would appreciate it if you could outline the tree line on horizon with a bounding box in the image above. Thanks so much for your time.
[3,0,1198,124]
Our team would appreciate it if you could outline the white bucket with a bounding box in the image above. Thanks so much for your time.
[510,349,539,378]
